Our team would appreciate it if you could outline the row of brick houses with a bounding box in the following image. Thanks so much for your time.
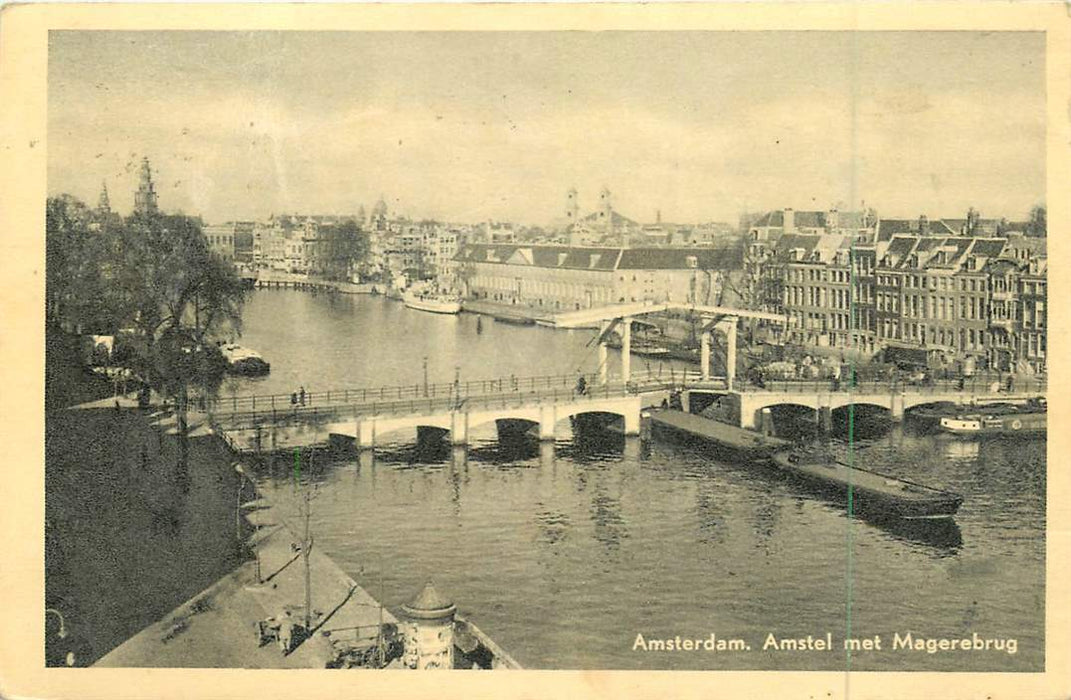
[750,228,1047,372]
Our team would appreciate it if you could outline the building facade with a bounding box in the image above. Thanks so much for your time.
[756,228,1047,371]
[453,243,742,311]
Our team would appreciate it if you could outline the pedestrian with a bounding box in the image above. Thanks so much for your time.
[299,386,306,406]
[277,611,294,653]
[576,374,587,396]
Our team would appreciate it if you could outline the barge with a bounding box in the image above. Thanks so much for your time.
[769,451,964,520]
[939,405,1046,436]
[911,400,1042,432]
[647,409,790,461]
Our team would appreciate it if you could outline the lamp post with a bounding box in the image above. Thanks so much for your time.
[233,462,262,584]
[46,608,75,666]
[234,463,244,542]
[423,356,429,398]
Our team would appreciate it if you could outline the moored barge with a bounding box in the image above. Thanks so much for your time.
[647,408,791,461]
[769,451,964,520]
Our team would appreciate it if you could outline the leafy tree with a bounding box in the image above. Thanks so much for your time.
[45,196,120,333]
[1027,205,1046,238]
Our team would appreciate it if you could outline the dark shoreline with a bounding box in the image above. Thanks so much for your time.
[46,404,250,666]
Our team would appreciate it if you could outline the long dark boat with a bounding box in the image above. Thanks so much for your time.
[647,409,790,461]
[769,450,963,520]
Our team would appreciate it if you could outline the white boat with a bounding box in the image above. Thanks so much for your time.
[403,290,462,315]
[220,344,270,375]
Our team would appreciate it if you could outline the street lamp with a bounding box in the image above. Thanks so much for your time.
[423,356,429,398]
[233,462,245,541]
[234,462,262,584]
[46,608,75,666]
[45,608,67,639]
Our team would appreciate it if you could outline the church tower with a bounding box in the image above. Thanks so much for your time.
[134,157,158,216]
[97,180,111,215]
[598,187,613,233]
[566,187,579,223]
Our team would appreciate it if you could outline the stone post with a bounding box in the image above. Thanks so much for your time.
[450,411,469,446]
[401,583,457,670]
[760,407,775,437]
[539,405,557,441]
[357,419,376,451]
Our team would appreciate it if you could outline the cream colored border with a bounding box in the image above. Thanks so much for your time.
[2,4,1068,699]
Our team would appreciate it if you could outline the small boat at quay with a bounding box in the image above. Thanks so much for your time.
[220,344,270,376]
[493,313,536,326]
[769,450,964,520]
[938,400,1046,436]
[403,290,462,315]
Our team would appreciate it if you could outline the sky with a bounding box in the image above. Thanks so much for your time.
[48,31,1045,226]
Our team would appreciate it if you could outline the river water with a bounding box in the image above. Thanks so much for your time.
[237,289,1045,671]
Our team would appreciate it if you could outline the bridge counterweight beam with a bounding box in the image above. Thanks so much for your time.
[700,332,711,381]
[724,319,737,392]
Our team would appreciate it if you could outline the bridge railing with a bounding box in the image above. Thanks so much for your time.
[197,365,736,417]
[210,382,636,431]
[196,371,608,415]
[742,376,1047,395]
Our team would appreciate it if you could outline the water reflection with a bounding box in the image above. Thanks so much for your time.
[589,489,629,554]
[943,438,981,461]
[535,508,571,547]
[693,479,728,546]
[861,514,963,554]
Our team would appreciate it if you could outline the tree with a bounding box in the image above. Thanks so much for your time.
[47,195,247,486]
[1027,205,1046,238]
[45,196,121,333]
[318,220,370,281]
[113,211,246,486]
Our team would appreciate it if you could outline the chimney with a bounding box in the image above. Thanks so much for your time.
[656,209,662,225]
[783,208,795,233]
[918,214,929,235]
[826,207,839,232]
